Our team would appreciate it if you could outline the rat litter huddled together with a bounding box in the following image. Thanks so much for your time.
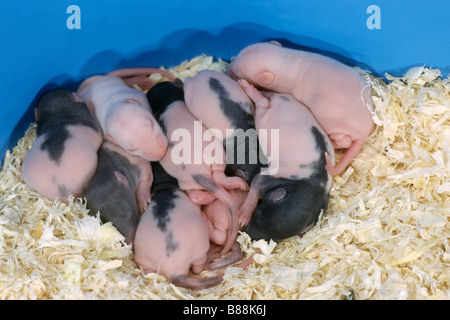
[21,41,374,289]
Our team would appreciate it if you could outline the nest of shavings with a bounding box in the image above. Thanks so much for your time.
[0,55,449,300]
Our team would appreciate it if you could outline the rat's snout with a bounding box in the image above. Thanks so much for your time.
[157,134,168,152]
[124,224,138,244]
[126,114,168,161]
[141,134,168,161]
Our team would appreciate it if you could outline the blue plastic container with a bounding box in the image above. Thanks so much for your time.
[0,0,449,161]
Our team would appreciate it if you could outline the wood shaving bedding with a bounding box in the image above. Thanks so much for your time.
[0,56,448,300]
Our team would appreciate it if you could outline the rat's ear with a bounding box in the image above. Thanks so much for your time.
[258,71,275,85]
[266,187,287,202]
[124,98,142,106]
[114,171,130,188]
[71,92,85,103]
[269,40,282,47]
[104,134,117,145]
[235,169,247,181]
[85,100,95,114]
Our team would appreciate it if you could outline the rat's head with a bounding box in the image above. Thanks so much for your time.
[36,87,86,120]
[244,175,329,241]
[228,42,282,87]
[107,100,168,161]
[146,81,185,122]
[85,146,141,243]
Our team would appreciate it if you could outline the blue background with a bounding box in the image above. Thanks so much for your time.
[0,0,449,161]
